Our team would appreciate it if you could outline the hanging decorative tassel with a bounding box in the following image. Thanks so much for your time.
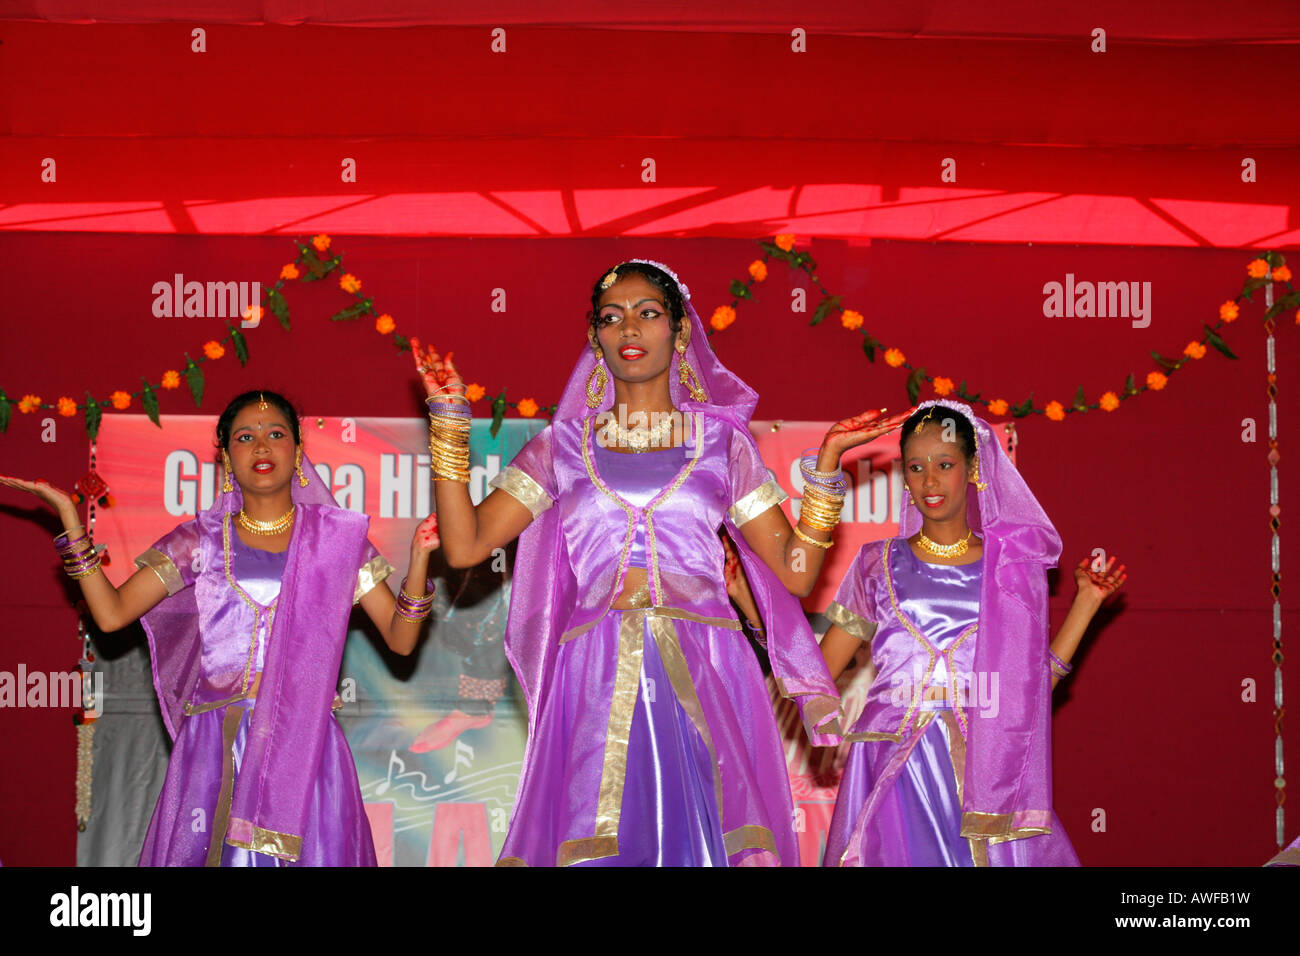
[1265,275,1286,849]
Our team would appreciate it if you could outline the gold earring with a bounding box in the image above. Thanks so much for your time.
[969,453,989,491]
[221,451,235,494]
[905,487,914,504]
[295,447,310,488]
[585,345,609,408]
[676,341,707,402]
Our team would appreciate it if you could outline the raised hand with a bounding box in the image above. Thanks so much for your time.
[410,337,467,404]
[0,474,80,525]
[822,406,917,459]
[412,513,441,559]
[1073,555,1126,609]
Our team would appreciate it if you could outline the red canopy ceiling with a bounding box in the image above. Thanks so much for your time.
[1,4,1297,245]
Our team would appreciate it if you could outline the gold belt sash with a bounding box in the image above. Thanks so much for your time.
[550,607,777,867]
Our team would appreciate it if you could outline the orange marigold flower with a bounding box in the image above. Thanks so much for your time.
[987,398,1009,417]
[375,313,396,335]
[1183,340,1207,360]
[311,234,331,252]
[1274,265,1292,282]
[883,348,906,368]
[840,309,864,331]
[280,263,300,280]
[161,370,181,389]
[517,398,539,418]
[1219,301,1239,322]
[748,260,768,282]
[110,390,131,410]
[933,377,954,397]
[203,340,225,360]
[710,306,736,331]
[1247,258,1269,278]
[1044,401,1066,421]
[1099,391,1120,412]
[774,234,796,252]
[17,394,41,413]
[465,383,486,402]
[56,396,77,417]
[339,273,361,294]
[1146,371,1168,391]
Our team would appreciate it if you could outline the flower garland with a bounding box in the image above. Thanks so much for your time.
[7,234,1292,438]
[711,236,1299,420]
[0,234,550,439]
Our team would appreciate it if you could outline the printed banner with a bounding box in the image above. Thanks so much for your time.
[94,413,1012,866]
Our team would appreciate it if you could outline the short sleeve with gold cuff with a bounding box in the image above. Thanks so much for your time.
[826,600,877,643]
[135,548,186,596]
[489,465,554,519]
[354,554,396,605]
[728,478,788,527]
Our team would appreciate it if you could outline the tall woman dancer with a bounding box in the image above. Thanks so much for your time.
[417,260,910,866]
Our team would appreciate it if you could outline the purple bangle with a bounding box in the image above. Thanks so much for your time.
[426,397,472,417]
[1048,650,1073,676]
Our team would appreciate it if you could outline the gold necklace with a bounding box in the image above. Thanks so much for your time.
[237,506,295,536]
[917,529,973,558]
[606,413,676,452]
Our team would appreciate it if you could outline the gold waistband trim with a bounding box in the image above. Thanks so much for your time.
[184,673,344,716]
[560,606,743,643]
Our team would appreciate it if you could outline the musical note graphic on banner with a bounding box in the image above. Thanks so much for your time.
[444,740,475,784]
[375,751,406,797]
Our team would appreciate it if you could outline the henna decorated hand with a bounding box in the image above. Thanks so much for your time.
[1072,555,1127,610]
[0,474,79,523]
[820,407,917,463]
[411,513,441,558]
[410,337,468,404]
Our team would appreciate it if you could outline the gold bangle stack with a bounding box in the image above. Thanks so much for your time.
[55,527,102,580]
[428,404,471,483]
[798,484,845,532]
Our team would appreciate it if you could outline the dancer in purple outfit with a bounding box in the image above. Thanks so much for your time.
[818,400,1125,866]
[416,260,910,866]
[1,390,438,865]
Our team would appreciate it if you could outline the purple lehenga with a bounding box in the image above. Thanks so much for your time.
[134,452,391,866]
[490,261,842,867]
[823,398,1080,867]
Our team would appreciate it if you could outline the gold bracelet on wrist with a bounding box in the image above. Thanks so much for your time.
[792,525,833,549]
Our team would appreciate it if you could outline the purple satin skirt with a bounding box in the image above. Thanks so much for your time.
[825,707,1079,866]
[139,699,376,866]
[500,609,795,866]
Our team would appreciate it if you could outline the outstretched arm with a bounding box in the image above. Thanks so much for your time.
[410,339,536,569]
[1051,555,1126,689]
[0,475,169,631]
[739,407,913,597]
[358,515,440,656]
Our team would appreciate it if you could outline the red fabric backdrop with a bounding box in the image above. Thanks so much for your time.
[0,10,1297,866]
[1,233,1296,866]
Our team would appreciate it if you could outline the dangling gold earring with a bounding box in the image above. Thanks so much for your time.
[676,341,707,402]
[969,453,989,491]
[295,446,310,488]
[585,344,608,408]
[221,451,235,494]
[905,487,914,505]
